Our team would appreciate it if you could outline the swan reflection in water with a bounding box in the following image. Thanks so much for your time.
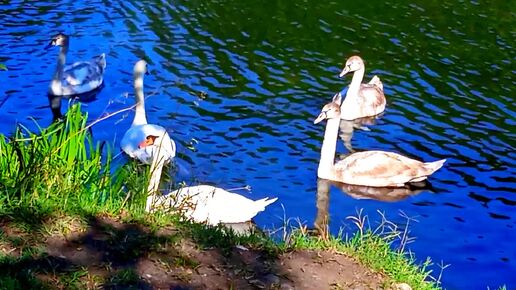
[338,115,381,152]
[314,178,431,236]
[47,85,104,121]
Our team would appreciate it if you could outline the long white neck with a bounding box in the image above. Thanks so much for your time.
[132,72,148,126]
[345,67,364,100]
[317,117,340,179]
[145,150,167,212]
[49,44,67,95]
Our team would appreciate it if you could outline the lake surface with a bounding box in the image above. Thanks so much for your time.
[0,0,514,288]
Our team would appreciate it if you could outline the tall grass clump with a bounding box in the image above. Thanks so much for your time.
[0,104,139,216]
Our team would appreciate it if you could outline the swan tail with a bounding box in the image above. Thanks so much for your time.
[423,159,447,174]
[255,197,278,211]
[95,53,107,70]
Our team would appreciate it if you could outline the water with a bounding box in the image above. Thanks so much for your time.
[1,0,514,288]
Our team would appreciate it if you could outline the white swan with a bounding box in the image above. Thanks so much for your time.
[147,185,278,226]
[138,116,277,224]
[314,94,446,187]
[338,55,386,120]
[46,33,106,96]
[120,60,176,165]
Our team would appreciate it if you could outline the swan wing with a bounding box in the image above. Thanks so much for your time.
[335,151,425,187]
[367,75,383,90]
[61,54,106,94]
[356,84,386,116]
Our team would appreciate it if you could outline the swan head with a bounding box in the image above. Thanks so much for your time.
[134,59,149,76]
[314,95,342,124]
[138,135,159,149]
[339,55,364,78]
[46,32,68,49]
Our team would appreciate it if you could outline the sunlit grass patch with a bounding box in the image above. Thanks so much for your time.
[0,104,122,213]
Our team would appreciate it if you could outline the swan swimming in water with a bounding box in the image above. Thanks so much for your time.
[46,32,106,96]
[314,93,446,187]
[337,55,386,120]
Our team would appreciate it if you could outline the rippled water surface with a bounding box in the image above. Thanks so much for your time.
[1,1,514,288]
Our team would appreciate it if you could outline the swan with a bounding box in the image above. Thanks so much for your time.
[46,32,106,96]
[314,94,446,187]
[338,55,386,120]
[146,185,278,226]
[139,122,277,224]
[120,60,176,165]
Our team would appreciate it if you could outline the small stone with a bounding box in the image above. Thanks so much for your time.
[264,273,280,285]
[395,283,412,290]
[249,279,266,289]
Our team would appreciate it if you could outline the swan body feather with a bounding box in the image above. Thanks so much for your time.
[149,185,278,225]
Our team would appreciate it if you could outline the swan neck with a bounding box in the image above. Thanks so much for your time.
[318,117,339,179]
[347,67,365,97]
[49,45,68,94]
[133,72,147,126]
[145,154,165,212]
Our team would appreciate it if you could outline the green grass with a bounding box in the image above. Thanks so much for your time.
[0,104,448,289]
[0,104,150,216]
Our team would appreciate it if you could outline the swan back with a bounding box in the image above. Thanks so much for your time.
[334,151,446,187]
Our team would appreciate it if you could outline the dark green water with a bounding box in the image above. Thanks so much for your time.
[0,0,514,288]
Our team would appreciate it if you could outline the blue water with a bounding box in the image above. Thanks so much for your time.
[1,1,515,288]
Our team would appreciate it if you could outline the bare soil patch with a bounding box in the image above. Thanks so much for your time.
[1,216,392,289]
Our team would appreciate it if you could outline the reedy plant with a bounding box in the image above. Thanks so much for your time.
[0,104,126,213]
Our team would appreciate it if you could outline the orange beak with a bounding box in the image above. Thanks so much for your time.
[138,135,159,149]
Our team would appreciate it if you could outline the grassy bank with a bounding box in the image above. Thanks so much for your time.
[0,104,441,289]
